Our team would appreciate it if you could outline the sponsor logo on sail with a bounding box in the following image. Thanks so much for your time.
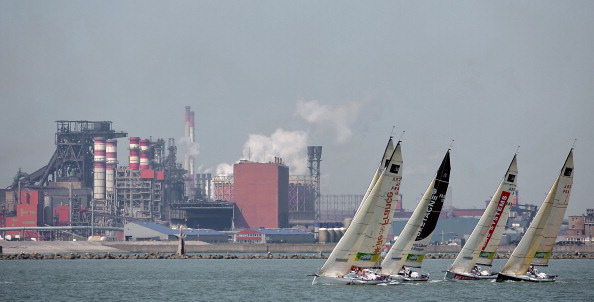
[356,252,379,262]
[534,251,550,259]
[373,178,401,254]
[481,191,510,250]
[416,188,446,240]
[479,251,494,259]
[406,254,424,263]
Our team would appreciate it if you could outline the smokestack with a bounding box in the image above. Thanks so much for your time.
[129,137,140,170]
[93,137,106,200]
[190,110,195,143]
[183,106,195,199]
[106,139,117,195]
[140,139,150,170]
[189,110,195,194]
[184,106,191,140]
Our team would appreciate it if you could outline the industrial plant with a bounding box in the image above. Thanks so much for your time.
[0,106,548,245]
[0,106,344,242]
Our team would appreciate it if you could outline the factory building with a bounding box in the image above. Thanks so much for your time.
[563,209,594,245]
[2,191,43,240]
[124,221,227,243]
[0,108,364,240]
[233,228,314,244]
[210,146,322,229]
[0,120,190,241]
[233,159,289,229]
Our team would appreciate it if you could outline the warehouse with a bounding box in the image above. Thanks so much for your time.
[124,221,227,243]
[234,228,314,244]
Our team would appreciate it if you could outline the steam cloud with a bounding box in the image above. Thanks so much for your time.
[294,99,368,144]
[179,136,200,157]
[214,99,368,176]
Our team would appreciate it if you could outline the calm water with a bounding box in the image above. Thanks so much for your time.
[1,258,592,301]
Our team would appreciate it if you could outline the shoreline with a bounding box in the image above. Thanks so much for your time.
[1,241,594,260]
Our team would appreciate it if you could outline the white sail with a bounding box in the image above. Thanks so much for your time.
[447,155,517,275]
[352,138,395,219]
[316,141,403,278]
[381,150,451,275]
[499,149,574,276]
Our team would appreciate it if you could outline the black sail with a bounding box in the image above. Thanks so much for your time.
[414,150,451,241]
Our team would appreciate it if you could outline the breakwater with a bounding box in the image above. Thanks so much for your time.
[2,241,594,260]
[0,252,327,260]
[2,251,594,261]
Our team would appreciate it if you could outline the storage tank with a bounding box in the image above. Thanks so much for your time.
[331,228,342,243]
[318,228,329,244]
[326,228,334,243]
[43,195,53,226]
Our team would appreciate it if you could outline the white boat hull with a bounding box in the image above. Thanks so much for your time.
[312,275,390,285]
[390,272,429,282]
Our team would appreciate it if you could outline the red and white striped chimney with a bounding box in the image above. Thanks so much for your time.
[93,137,106,200]
[139,139,150,170]
[129,137,140,170]
[105,139,117,195]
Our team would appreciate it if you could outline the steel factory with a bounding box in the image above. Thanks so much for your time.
[0,106,543,245]
[0,106,342,242]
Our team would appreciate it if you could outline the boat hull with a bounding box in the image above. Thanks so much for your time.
[312,275,390,285]
[496,273,556,282]
[444,270,497,280]
[390,273,429,282]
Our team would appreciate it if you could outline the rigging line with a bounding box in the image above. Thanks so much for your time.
[572,139,577,149]
[399,131,406,142]
[448,140,455,150]
[389,125,396,138]
[515,145,521,155]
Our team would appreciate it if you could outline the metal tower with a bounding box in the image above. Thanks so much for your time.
[33,121,127,187]
[307,146,322,220]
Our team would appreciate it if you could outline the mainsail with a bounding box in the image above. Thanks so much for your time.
[316,140,403,278]
[499,149,574,277]
[352,137,395,219]
[447,154,517,275]
[381,150,451,274]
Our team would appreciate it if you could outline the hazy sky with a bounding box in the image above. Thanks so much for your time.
[1,1,593,216]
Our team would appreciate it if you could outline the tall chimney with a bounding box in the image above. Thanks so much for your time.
[129,137,140,170]
[105,139,117,195]
[93,137,106,200]
[139,139,150,170]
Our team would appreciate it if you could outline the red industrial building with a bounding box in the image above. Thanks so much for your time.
[233,159,289,228]
[3,190,43,240]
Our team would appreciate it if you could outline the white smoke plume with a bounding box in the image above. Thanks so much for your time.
[294,99,368,144]
[215,163,234,176]
[213,99,367,176]
[243,128,309,175]
[214,129,309,176]
[179,136,200,157]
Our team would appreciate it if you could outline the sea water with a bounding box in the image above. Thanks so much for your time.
[1,258,592,302]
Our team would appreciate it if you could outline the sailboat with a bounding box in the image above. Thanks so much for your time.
[496,149,574,282]
[445,154,518,280]
[312,138,403,285]
[380,149,451,282]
